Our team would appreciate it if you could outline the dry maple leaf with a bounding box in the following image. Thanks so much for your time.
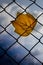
[11,12,37,37]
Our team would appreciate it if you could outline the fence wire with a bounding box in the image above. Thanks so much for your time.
[0,0,43,65]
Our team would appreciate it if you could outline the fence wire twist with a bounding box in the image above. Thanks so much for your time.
[0,0,43,65]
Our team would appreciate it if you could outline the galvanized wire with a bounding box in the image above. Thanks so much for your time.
[0,0,43,65]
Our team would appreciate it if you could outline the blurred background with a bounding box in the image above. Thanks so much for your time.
[0,0,43,65]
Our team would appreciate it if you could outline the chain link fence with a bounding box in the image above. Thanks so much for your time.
[0,0,43,65]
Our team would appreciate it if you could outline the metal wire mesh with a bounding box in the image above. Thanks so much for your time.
[0,0,43,65]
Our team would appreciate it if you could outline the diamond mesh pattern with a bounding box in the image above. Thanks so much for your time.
[0,0,43,65]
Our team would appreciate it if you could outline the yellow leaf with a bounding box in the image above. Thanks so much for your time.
[11,12,37,37]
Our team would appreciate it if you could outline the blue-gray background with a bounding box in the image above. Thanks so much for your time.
[0,0,43,65]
